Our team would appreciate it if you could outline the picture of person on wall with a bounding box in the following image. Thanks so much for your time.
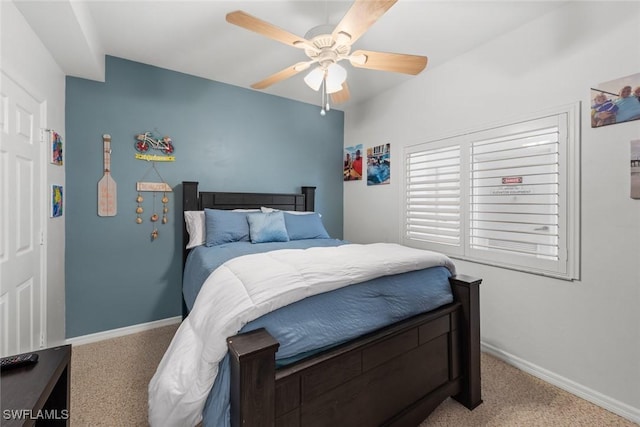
[343,144,363,181]
[591,92,618,127]
[615,85,640,123]
[591,72,640,128]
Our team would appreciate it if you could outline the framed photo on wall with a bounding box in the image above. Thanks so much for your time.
[344,144,363,181]
[590,72,640,128]
[367,143,391,186]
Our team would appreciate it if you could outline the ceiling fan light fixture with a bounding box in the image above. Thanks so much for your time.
[325,63,347,94]
[304,67,325,91]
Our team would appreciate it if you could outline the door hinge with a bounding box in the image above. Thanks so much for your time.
[40,332,45,348]
[40,230,45,245]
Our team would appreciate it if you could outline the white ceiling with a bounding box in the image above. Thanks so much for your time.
[14,0,566,109]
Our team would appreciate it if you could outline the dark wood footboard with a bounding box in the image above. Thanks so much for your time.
[227,275,482,427]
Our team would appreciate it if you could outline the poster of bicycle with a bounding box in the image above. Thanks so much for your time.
[590,72,640,128]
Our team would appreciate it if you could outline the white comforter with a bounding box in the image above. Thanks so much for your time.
[148,243,455,426]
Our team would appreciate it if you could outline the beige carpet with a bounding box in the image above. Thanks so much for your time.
[70,323,636,426]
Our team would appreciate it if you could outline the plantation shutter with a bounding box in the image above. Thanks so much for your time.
[402,104,578,279]
[404,143,463,256]
[467,115,567,274]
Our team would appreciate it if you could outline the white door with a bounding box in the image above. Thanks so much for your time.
[0,71,44,357]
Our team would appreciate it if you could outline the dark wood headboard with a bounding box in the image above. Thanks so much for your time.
[181,181,316,315]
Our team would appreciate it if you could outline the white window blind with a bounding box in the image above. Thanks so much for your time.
[405,144,463,255]
[402,105,579,279]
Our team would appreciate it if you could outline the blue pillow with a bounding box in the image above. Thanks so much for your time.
[204,209,250,246]
[284,212,330,240]
[247,212,289,243]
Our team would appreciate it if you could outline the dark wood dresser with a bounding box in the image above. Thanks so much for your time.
[1,345,71,426]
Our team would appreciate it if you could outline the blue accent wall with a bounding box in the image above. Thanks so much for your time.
[65,56,344,338]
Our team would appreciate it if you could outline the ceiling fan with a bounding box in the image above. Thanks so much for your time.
[226,0,428,115]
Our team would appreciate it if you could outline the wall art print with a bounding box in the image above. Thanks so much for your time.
[367,143,391,186]
[134,131,176,162]
[344,144,363,181]
[51,185,63,217]
[631,140,640,200]
[51,131,63,165]
[590,72,640,128]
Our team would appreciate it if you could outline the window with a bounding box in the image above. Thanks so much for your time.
[402,104,580,279]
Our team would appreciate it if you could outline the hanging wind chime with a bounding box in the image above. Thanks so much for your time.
[135,162,172,241]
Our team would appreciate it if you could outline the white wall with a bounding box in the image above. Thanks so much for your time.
[344,1,640,422]
[1,1,67,346]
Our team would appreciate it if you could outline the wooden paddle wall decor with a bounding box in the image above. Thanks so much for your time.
[98,134,117,216]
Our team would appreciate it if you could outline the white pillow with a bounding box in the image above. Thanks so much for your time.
[184,211,205,249]
[260,206,320,216]
[184,209,260,249]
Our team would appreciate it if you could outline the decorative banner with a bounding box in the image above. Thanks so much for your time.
[367,143,391,186]
[51,131,63,165]
[136,182,172,192]
[51,185,63,217]
[135,153,176,162]
[343,144,363,181]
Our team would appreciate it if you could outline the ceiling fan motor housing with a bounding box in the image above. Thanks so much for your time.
[304,24,351,68]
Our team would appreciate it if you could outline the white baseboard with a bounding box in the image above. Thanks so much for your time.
[481,341,640,425]
[65,316,182,346]
[64,323,640,423]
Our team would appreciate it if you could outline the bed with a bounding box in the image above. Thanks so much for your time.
[148,181,482,427]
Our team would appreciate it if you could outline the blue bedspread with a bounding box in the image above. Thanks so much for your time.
[183,240,454,427]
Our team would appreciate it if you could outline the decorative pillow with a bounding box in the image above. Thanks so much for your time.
[260,206,320,216]
[184,211,206,249]
[284,212,330,240]
[204,209,250,246]
[247,212,289,244]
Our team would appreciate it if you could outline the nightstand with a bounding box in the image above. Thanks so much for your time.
[1,345,71,426]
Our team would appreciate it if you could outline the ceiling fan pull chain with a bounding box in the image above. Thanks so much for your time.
[324,72,331,113]
[320,77,327,116]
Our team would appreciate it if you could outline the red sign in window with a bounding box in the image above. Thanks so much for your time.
[502,177,523,184]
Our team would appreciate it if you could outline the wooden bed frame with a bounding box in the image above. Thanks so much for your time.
[182,181,482,426]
